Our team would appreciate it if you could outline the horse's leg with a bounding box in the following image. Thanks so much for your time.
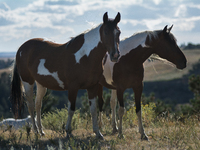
[35,82,47,136]
[65,89,78,137]
[133,85,149,141]
[22,81,38,133]
[87,85,104,140]
[97,84,104,129]
[110,89,118,134]
[117,88,125,138]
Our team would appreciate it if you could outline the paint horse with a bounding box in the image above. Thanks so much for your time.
[10,12,121,139]
[98,25,187,140]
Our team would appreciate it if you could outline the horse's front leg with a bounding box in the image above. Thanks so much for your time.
[65,88,78,137]
[97,84,104,129]
[133,85,148,141]
[87,85,104,140]
[110,90,118,134]
[117,88,125,138]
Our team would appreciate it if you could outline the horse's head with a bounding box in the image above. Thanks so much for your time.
[151,25,187,69]
[100,12,121,62]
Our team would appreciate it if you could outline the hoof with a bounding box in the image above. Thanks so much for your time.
[141,133,149,141]
[96,131,104,140]
[66,133,74,140]
[118,133,124,139]
[40,131,45,136]
[112,126,118,134]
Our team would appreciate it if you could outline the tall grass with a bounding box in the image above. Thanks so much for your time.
[0,103,200,150]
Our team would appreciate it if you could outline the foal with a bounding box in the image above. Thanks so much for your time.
[10,12,121,139]
[98,25,187,140]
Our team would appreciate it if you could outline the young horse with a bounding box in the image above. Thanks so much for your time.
[10,12,121,139]
[98,25,187,140]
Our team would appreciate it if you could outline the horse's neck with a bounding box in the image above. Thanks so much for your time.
[123,45,154,66]
[119,32,149,56]
[74,24,102,63]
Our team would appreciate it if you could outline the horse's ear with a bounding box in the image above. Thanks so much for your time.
[103,12,108,23]
[114,12,121,24]
[163,25,168,33]
[168,25,173,33]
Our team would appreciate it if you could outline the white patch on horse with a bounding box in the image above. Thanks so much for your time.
[114,29,119,51]
[37,59,65,89]
[103,54,115,85]
[74,24,102,63]
[42,37,54,42]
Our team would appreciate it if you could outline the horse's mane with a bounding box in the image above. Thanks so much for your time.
[65,23,102,49]
[148,54,175,67]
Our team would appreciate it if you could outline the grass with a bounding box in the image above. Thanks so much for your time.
[0,105,200,150]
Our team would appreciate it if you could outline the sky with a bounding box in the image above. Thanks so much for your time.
[0,0,200,52]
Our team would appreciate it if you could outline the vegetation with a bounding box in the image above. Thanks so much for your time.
[181,42,200,50]
[0,103,200,149]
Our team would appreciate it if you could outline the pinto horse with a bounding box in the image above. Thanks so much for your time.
[98,25,187,140]
[10,12,121,139]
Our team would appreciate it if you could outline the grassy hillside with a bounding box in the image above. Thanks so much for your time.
[144,49,200,81]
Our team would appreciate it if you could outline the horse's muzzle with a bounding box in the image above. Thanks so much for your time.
[110,52,120,62]
[176,61,187,70]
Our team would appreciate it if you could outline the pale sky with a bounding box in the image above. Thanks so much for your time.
[0,0,200,52]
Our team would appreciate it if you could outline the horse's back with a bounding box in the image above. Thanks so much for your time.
[16,38,64,85]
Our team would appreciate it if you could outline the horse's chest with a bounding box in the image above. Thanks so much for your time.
[103,60,115,85]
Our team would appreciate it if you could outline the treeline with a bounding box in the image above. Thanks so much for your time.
[181,42,200,50]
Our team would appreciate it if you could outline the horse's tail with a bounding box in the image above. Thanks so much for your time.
[10,60,24,119]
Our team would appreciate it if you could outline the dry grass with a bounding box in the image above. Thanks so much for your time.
[1,106,200,150]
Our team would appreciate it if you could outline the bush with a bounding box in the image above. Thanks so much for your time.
[181,75,200,119]
[123,102,156,128]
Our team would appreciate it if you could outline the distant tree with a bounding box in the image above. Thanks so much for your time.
[181,75,200,118]
[183,43,200,50]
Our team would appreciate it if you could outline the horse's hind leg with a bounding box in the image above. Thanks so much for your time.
[22,81,38,133]
[35,82,47,136]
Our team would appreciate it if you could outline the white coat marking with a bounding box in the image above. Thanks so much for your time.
[74,24,102,63]
[114,29,119,51]
[37,59,64,89]
[103,53,115,85]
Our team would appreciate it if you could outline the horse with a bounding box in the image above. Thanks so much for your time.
[10,12,121,139]
[98,25,187,140]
